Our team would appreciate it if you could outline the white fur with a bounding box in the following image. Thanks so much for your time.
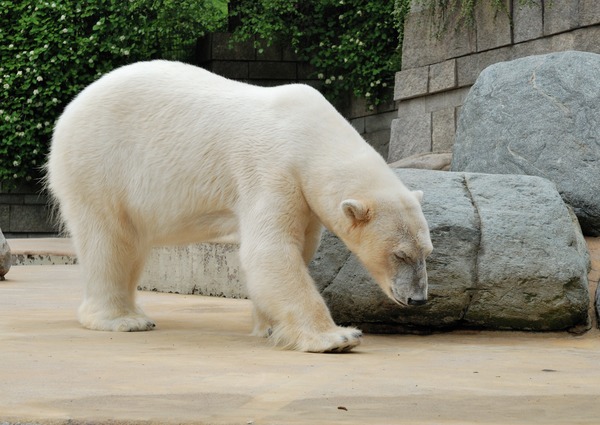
[47,60,432,352]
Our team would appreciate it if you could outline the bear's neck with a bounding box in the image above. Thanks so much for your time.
[300,148,389,236]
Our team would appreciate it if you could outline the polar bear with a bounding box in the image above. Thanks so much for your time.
[47,60,432,352]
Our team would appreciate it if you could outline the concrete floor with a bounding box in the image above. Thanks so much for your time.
[1,264,600,425]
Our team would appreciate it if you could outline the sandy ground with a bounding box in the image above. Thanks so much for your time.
[1,263,599,425]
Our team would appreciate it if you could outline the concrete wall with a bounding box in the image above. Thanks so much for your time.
[389,0,600,162]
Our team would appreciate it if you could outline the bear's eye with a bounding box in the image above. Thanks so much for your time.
[394,252,408,263]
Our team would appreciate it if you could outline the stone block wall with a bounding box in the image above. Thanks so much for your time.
[0,182,58,238]
[389,0,600,162]
[197,32,318,87]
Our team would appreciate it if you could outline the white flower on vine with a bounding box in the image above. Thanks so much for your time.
[36,76,43,82]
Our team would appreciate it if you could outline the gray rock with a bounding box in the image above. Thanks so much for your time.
[312,169,590,332]
[451,51,600,236]
[0,228,10,280]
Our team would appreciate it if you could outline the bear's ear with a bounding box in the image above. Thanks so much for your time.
[341,199,372,224]
[412,190,424,204]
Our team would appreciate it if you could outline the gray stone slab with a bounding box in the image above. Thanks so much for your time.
[401,8,476,69]
[513,0,544,43]
[210,61,249,80]
[544,1,579,35]
[9,204,56,233]
[0,205,9,232]
[574,26,600,55]
[363,129,391,159]
[364,110,396,133]
[249,62,297,80]
[388,114,432,162]
[394,66,429,101]
[580,0,600,26]
[428,60,457,94]
[140,244,246,298]
[431,108,456,152]
[475,0,512,52]
[463,174,590,330]
[456,45,513,87]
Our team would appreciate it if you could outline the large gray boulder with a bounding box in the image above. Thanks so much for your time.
[0,228,10,280]
[311,169,590,333]
[451,51,600,236]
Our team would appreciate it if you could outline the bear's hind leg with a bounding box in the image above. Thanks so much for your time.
[73,218,154,332]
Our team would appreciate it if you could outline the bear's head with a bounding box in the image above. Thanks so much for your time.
[339,190,433,307]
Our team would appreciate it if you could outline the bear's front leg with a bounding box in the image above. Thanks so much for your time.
[240,238,362,352]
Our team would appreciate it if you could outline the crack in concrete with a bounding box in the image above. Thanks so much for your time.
[459,174,483,323]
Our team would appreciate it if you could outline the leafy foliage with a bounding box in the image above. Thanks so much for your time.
[417,0,536,34]
[0,0,227,188]
[230,0,411,107]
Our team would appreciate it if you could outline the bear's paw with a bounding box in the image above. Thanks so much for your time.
[78,303,156,332]
[272,325,362,353]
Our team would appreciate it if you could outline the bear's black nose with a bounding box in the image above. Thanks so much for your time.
[408,298,427,306]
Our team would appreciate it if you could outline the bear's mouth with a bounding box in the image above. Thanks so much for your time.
[392,297,408,307]
[389,289,408,307]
